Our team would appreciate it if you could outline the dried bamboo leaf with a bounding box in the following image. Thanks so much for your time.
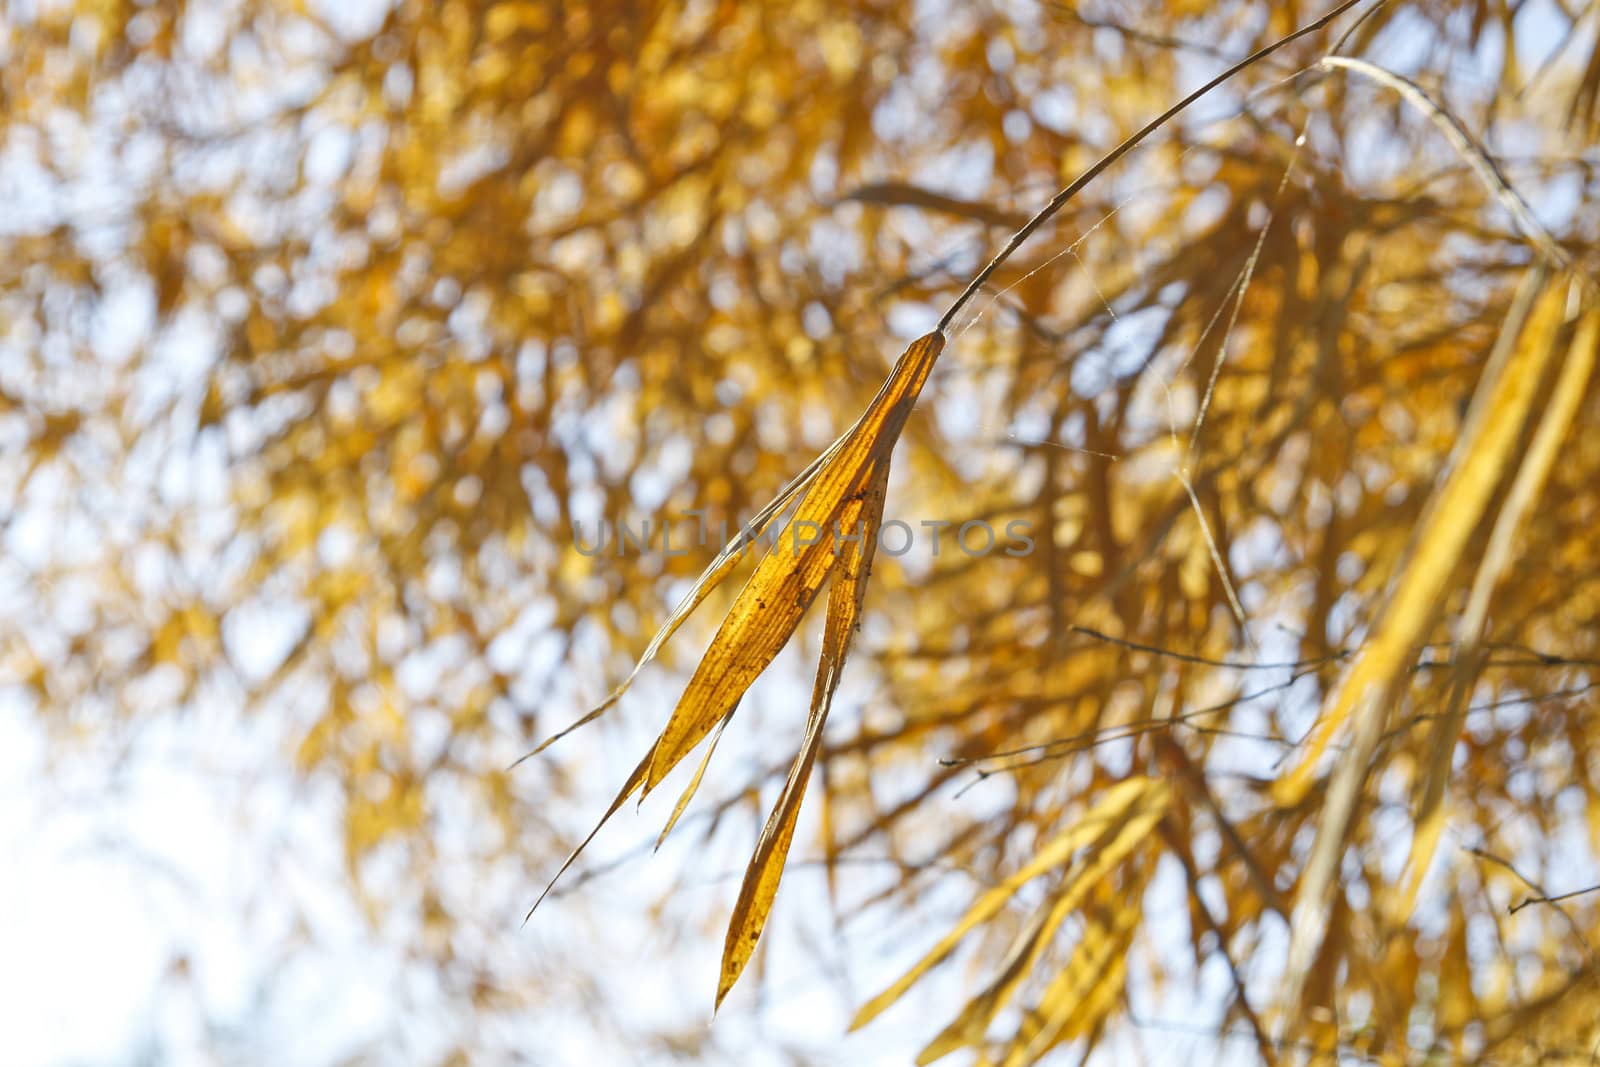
[1401,302,1600,909]
[917,891,1078,1065]
[914,789,1166,1064]
[850,776,1165,1032]
[1004,885,1142,1067]
[514,464,816,766]
[1274,275,1575,808]
[655,704,737,852]
[1276,273,1577,1017]
[716,457,891,1008]
[525,333,943,923]
[643,332,944,796]
[523,749,652,921]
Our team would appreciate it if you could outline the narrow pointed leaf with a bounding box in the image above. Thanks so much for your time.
[850,776,1165,1031]
[513,470,811,767]
[655,704,737,852]
[1005,883,1145,1066]
[915,785,1168,1063]
[1274,275,1574,807]
[523,749,652,921]
[1276,272,1578,1017]
[1401,304,1600,909]
[642,331,944,796]
[526,332,944,920]
[716,456,891,1008]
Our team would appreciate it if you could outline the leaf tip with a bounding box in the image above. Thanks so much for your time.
[848,995,893,1033]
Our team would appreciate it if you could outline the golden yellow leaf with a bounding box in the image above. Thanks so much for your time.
[1004,879,1144,1066]
[513,466,815,765]
[1438,902,1476,1037]
[850,776,1168,1034]
[1401,302,1600,911]
[1277,271,1582,1018]
[655,705,736,852]
[523,751,652,921]
[914,784,1166,1063]
[918,891,1079,1065]
[642,332,945,797]
[717,456,891,1008]
[1274,274,1577,809]
[525,332,944,932]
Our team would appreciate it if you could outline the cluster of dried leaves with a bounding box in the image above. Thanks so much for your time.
[5,0,1600,1062]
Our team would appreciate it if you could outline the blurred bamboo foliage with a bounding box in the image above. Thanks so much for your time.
[4,0,1600,1062]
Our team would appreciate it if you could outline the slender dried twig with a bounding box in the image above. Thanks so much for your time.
[937,0,1375,333]
[1320,56,1593,292]
[1466,846,1592,954]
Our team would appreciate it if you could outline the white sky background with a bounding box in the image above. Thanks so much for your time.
[1,1,1594,1064]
